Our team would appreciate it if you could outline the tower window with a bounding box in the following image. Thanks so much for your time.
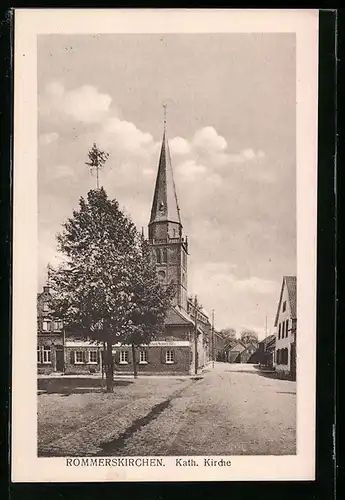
[155,248,161,263]
[158,270,166,282]
[162,248,167,263]
[282,300,287,312]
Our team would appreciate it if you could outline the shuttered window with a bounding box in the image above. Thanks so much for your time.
[89,350,98,364]
[74,351,84,364]
[120,351,129,364]
[37,345,51,364]
[139,351,148,364]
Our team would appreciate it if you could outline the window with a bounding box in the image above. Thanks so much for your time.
[37,345,51,364]
[43,302,49,312]
[158,270,166,282]
[285,319,289,336]
[165,350,174,364]
[155,248,161,264]
[89,350,98,364]
[282,301,286,312]
[281,321,285,338]
[53,320,63,331]
[75,351,84,364]
[139,350,148,364]
[120,351,129,364]
[42,320,51,332]
[162,248,167,263]
[278,323,281,339]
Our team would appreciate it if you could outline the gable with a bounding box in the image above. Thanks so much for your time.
[274,276,297,326]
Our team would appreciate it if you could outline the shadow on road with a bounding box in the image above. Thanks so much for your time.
[38,377,133,395]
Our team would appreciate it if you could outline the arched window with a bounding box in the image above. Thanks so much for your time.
[162,248,167,263]
[158,270,166,282]
[155,248,161,263]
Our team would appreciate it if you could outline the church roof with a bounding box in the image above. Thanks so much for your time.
[165,306,193,326]
[149,128,181,226]
[274,275,297,326]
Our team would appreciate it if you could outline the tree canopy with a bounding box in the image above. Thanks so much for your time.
[240,329,259,345]
[50,187,172,389]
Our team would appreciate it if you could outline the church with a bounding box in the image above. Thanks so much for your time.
[37,121,224,376]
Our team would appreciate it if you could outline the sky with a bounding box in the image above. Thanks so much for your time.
[38,33,296,338]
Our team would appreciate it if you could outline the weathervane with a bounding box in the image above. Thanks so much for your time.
[163,103,167,129]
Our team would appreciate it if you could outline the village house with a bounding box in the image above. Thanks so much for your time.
[37,120,222,376]
[273,275,297,380]
[225,340,258,364]
[37,285,64,374]
[255,334,276,368]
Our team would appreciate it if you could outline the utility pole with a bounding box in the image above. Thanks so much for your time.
[211,309,215,368]
[193,295,198,375]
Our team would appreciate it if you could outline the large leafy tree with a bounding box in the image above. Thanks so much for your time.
[240,329,259,346]
[50,187,171,391]
[220,327,238,350]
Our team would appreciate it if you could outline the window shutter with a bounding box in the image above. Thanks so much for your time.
[160,348,164,364]
[70,350,74,364]
[173,349,177,363]
[97,349,100,363]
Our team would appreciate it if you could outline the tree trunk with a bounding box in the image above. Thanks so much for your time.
[105,340,114,392]
[101,342,105,390]
[132,343,138,379]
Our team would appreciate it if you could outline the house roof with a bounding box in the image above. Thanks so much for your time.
[274,275,297,326]
[229,340,246,351]
[165,306,193,326]
[259,334,276,346]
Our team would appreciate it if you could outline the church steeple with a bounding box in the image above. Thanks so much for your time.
[149,109,181,228]
[148,108,188,311]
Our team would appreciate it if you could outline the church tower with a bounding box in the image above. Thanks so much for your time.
[148,114,188,311]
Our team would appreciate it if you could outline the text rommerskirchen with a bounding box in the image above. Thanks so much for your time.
[66,458,164,467]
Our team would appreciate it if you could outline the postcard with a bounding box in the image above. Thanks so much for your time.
[12,8,318,482]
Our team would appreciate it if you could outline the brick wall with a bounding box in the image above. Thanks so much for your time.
[63,344,192,376]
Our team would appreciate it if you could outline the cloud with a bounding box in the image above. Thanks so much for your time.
[234,276,278,294]
[176,159,207,182]
[40,82,112,124]
[227,148,266,164]
[64,85,112,123]
[192,126,227,152]
[101,117,155,157]
[52,164,75,179]
[39,132,59,145]
[170,136,191,155]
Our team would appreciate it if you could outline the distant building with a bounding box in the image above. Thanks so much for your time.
[226,340,258,364]
[273,276,297,379]
[255,334,276,368]
[37,285,64,374]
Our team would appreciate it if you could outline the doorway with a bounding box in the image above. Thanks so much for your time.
[56,347,64,372]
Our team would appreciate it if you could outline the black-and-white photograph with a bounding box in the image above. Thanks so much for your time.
[12,9,318,482]
[37,31,297,458]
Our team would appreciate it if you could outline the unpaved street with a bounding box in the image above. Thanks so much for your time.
[107,363,296,456]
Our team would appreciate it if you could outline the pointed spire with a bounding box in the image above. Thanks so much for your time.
[149,105,181,226]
